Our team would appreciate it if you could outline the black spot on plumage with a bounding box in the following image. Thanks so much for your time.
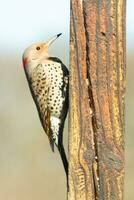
[42,78,46,81]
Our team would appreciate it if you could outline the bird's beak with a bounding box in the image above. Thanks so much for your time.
[45,33,62,47]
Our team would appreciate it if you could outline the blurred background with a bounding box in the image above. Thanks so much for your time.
[0,0,133,199]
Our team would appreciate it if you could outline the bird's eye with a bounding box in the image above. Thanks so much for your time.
[36,47,40,50]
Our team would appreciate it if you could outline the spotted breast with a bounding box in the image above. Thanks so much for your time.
[29,57,69,151]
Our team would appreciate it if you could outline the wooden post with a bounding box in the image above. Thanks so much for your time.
[68,0,126,200]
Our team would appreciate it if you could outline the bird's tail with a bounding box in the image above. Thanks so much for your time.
[57,142,68,189]
[57,142,68,177]
[49,116,68,188]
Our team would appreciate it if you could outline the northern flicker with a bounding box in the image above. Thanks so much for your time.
[22,33,69,178]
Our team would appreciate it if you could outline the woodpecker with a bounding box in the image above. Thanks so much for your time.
[22,33,69,178]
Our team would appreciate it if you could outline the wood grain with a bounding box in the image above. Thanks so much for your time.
[68,0,126,200]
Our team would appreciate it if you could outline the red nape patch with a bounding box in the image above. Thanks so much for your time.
[23,58,28,68]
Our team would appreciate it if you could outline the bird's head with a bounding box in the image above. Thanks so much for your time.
[23,33,62,71]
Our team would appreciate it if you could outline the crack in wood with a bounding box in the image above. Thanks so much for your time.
[82,2,101,200]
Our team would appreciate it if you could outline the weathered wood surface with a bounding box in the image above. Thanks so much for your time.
[68,0,126,200]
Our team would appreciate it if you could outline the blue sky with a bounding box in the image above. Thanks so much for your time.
[127,0,134,49]
[0,0,70,60]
